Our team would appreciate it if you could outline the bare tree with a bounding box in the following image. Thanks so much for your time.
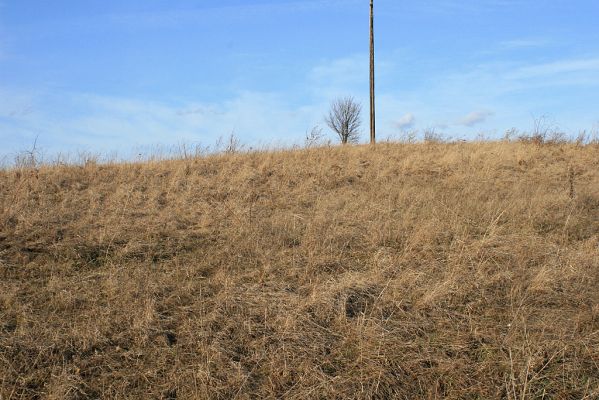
[325,97,362,144]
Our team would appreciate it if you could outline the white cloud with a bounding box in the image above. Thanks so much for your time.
[0,88,38,118]
[499,38,550,50]
[510,58,599,79]
[4,50,599,158]
[0,89,329,156]
[459,111,494,127]
[107,0,358,30]
[308,53,395,101]
[308,54,367,97]
[399,0,525,16]
[396,113,416,130]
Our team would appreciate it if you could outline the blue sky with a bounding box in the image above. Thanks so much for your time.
[1,0,599,158]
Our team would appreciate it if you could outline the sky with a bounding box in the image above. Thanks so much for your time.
[1,0,599,159]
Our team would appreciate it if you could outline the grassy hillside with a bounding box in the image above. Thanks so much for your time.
[1,141,598,399]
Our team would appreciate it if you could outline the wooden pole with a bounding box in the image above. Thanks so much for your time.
[369,0,376,144]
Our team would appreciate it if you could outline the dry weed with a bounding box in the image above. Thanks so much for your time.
[1,142,598,399]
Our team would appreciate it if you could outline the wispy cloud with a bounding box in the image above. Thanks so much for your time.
[510,58,599,79]
[3,49,599,157]
[396,113,416,130]
[107,0,358,30]
[308,53,394,103]
[308,54,367,97]
[499,38,550,49]
[459,111,494,127]
[0,87,37,118]
[401,0,526,15]
[0,89,327,156]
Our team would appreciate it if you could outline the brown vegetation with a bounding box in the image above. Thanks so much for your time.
[1,141,598,399]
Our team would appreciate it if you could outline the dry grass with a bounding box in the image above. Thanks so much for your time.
[1,141,598,399]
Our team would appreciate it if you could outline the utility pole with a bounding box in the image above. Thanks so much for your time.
[369,0,376,144]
